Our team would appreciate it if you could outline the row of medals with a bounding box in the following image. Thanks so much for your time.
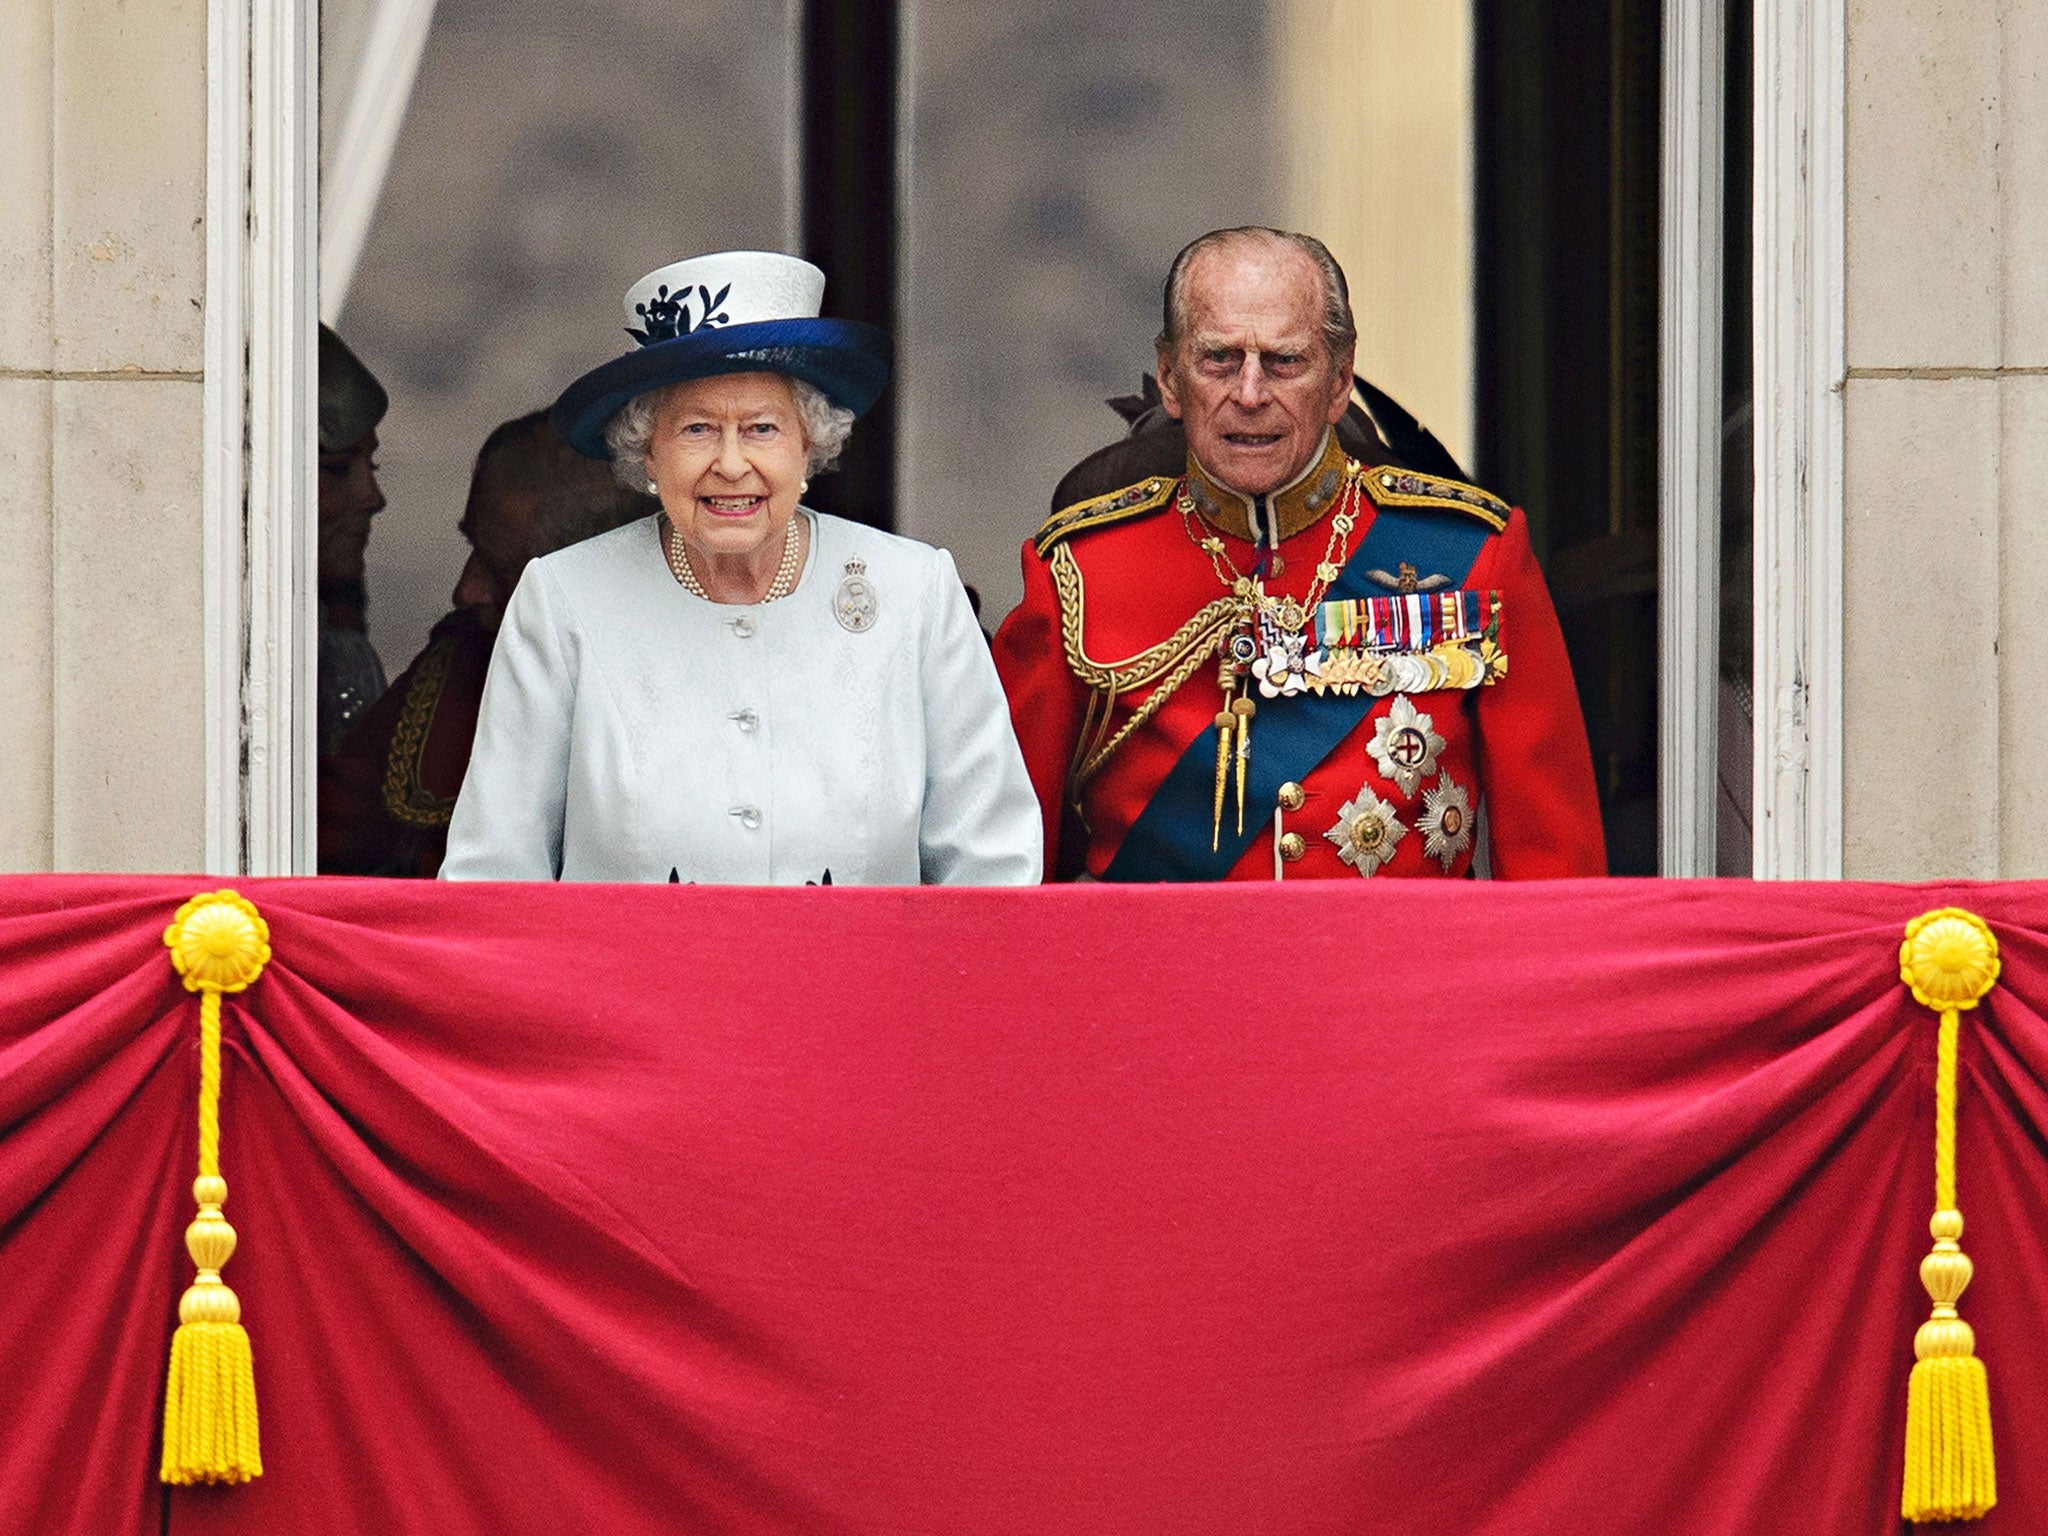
[1251,592,1508,700]
[1206,544,1506,856]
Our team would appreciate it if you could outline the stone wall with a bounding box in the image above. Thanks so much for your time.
[0,0,208,872]
[1275,0,1475,470]
[4,0,2041,877]
[1841,0,2048,876]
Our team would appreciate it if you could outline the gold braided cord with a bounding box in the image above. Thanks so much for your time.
[1073,685,1129,797]
[1075,628,1225,790]
[1935,1005,1960,1215]
[1068,687,1107,785]
[1050,544,1237,692]
[197,991,224,1182]
[1050,541,1239,796]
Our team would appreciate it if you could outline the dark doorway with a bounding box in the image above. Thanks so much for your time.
[1717,0,1755,875]
[1476,0,1663,874]
[800,0,897,531]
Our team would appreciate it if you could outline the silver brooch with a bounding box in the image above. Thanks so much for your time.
[834,556,878,633]
[1418,777,1474,871]
[1367,695,1445,799]
[1325,787,1406,877]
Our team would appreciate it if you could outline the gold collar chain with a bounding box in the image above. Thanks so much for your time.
[664,514,803,603]
[1177,468,1362,633]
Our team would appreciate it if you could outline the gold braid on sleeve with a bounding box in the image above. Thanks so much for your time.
[1050,543,1236,798]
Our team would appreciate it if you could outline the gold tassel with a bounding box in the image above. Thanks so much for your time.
[160,891,272,1486]
[1898,908,2000,1523]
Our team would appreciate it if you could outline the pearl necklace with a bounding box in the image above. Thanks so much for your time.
[664,514,804,603]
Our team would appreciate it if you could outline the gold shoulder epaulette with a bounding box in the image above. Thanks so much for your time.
[1032,475,1175,558]
[1359,465,1510,533]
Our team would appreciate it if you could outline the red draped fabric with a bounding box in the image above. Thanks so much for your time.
[4,875,2047,1534]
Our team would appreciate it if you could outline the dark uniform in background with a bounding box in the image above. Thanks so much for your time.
[320,411,655,876]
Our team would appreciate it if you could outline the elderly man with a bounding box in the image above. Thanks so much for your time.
[991,226,1605,881]
[320,410,655,876]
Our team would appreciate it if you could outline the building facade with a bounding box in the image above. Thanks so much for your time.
[1,0,2041,878]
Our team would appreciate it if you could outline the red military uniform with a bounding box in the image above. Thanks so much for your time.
[991,431,1605,881]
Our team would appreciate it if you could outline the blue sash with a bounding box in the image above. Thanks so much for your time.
[1100,505,1495,882]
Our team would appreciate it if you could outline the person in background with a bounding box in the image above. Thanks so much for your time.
[319,411,656,876]
[318,324,392,754]
[441,249,1040,884]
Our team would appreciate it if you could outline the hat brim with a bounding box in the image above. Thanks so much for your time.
[550,317,892,459]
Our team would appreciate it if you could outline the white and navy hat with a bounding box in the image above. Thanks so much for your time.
[550,251,891,459]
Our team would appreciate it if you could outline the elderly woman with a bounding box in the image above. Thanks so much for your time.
[442,251,1041,884]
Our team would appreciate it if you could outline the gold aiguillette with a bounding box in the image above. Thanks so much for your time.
[1232,696,1255,836]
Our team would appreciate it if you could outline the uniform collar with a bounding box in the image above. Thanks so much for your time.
[1183,429,1350,545]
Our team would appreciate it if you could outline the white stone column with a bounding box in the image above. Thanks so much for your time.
[1274,0,1476,469]
[0,0,210,872]
[1839,0,2048,877]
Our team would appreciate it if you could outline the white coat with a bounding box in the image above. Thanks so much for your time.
[441,512,1043,885]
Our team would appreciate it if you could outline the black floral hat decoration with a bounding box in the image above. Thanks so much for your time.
[550,251,891,459]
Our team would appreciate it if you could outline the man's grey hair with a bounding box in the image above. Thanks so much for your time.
[602,375,855,494]
[1155,227,1358,369]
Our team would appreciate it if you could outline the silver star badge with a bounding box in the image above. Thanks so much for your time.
[1326,788,1406,877]
[1418,777,1474,871]
[1367,694,1445,798]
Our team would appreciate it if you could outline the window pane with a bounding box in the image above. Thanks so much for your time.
[898,0,1274,622]
[1716,0,1755,877]
[339,0,800,677]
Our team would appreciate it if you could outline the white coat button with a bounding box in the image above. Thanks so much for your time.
[731,805,762,830]
[730,708,760,733]
[730,616,757,638]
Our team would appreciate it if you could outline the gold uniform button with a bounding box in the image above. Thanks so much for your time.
[1277,781,1307,812]
[1278,832,1306,862]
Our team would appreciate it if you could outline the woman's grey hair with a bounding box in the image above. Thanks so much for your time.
[603,375,855,493]
[1156,227,1358,369]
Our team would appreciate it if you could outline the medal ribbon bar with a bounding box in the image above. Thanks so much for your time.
[1316,591,1489,654]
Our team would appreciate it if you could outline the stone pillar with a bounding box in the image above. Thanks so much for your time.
[0,0,209,872]
[1274,0,1476,469]
[1841,0,2048,877]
